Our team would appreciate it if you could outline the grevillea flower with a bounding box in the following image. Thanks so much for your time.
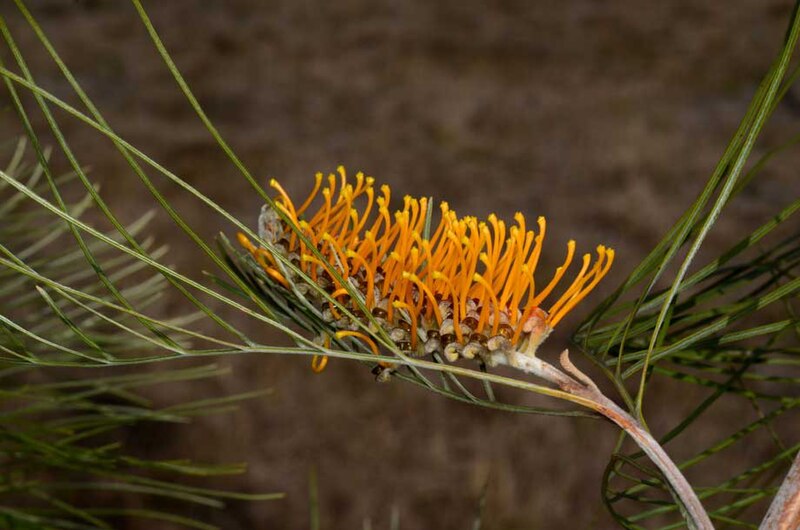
[238,167,614,375]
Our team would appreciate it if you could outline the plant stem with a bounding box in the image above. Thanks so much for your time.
[492,350,714,530]
[760,450,800,530]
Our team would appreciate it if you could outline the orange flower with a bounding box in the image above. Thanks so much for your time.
[238,167,614,373]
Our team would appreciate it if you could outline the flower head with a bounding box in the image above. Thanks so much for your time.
[238,167,614,373]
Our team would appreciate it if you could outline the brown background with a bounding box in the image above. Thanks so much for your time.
[2,0,799,528]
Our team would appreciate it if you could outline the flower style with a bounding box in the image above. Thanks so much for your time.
[237,167,614,374]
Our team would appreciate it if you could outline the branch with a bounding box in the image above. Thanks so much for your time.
[760,449,800,530]
[493,349,714,530]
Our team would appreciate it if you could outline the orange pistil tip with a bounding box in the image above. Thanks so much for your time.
[240,167,614,370]
[311,336,331,373]
[311,355,329,373]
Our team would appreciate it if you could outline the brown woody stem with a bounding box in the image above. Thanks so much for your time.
[760,450,800,530]
[493,349,714,530]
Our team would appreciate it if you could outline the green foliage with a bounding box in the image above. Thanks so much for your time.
[0,142,281,528]
[574,4,800,527]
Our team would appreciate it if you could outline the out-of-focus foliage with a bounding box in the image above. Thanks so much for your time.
[0,141,280,529]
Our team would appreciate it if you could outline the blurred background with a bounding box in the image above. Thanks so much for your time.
[1,0,799,528]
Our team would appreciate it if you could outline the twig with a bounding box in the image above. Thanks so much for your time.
[760,449,800,530]
[492,349,714,530]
